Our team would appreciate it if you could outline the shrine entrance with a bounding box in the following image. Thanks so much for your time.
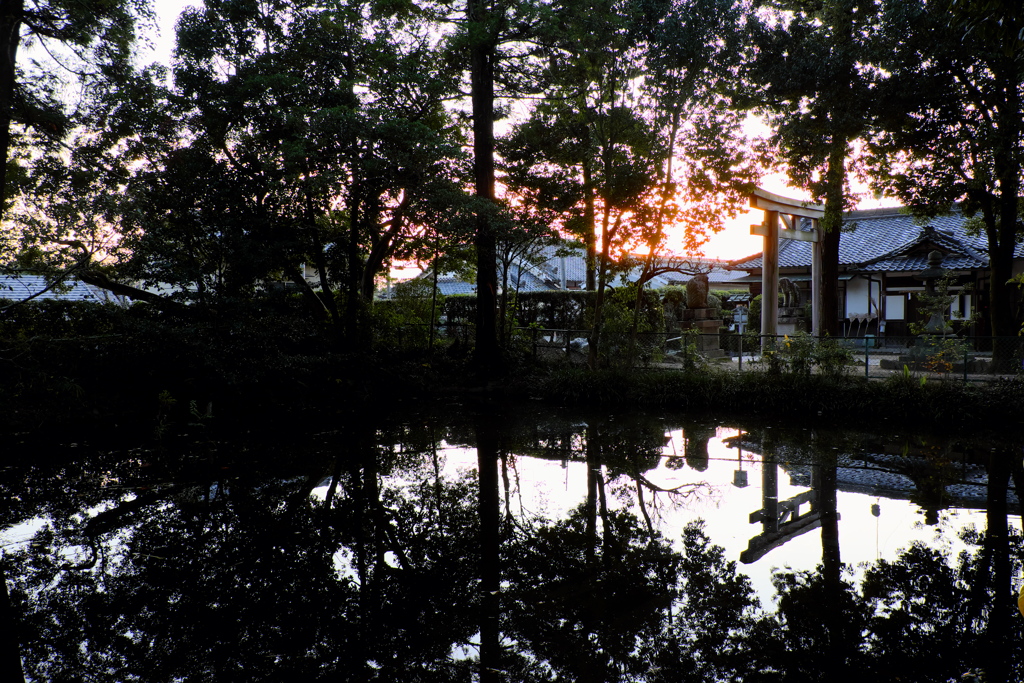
[748,188,825,347]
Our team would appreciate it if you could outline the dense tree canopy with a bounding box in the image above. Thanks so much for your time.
[0,0,153,210]
[866,0,1024,342]
[2,0,1023,360]
[743,0,882,337]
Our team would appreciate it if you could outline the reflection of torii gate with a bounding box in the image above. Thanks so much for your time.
[748,189,826,345]
[740,460,831,564]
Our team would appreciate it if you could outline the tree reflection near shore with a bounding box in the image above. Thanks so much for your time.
[2,411,1022,682]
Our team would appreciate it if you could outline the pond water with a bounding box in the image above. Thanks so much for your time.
[3,404,1023,682]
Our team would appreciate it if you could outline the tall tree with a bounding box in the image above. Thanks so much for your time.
[451,0,541,373]
[13,0,471,332]
[169,0,466,324]
[6,62,181,310]
[866,0,1024,349]
[745,0,881,337]
[0,0,152,215]
[503,0,757,367]
[467,0,501,373]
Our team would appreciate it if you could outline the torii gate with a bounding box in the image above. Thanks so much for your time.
[748,188,826,345]
[740,458,823,564]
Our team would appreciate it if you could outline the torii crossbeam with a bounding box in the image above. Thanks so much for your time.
[748,188,826,345]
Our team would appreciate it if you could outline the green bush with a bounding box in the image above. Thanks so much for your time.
[514,290,594,331]
[372,279,445,350]
[747,292,789,334]
[814,337,855,379]
[597,285,665,367]
[753,332,853,378]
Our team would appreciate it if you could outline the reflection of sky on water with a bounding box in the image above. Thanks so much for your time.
[393,427,1012,607]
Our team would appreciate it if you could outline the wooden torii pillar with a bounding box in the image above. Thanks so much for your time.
[748,189,826,346]
[740,457,824,564]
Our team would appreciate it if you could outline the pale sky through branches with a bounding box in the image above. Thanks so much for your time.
[143,0,894,263]
[146,0,198,67]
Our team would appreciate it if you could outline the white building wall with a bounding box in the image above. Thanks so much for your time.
[845,277,876,318]
[1013,258,1024,279]
[884,294,905,320]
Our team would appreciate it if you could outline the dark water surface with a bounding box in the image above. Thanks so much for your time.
[3,405,1023,682]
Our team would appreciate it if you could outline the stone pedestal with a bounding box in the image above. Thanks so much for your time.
[681,308,725,358]
[777,307,808,336]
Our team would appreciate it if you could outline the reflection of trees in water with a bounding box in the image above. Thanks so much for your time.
[491,418,756,680]
[736,429,1024,683]
[6,432,483,681]
[683,423,715,473]
[748,522,1024,683]
[501,513,757,682]
[3,417,1023,682]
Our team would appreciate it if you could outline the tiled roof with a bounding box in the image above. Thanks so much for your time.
[729,207,1023,272]
[506,264,557,292]
[661,265,750,287]
[534,244,589,282]
[532,245,744,289]
[859,253,987,273]
[434,277,476,296]
[0,275,124,304]
[421,243,746,295]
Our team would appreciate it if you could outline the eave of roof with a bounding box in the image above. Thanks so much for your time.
[726,206,1022,272]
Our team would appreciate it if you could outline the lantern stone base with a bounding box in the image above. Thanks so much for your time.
[777,307,808,336]
[680,311,725,358]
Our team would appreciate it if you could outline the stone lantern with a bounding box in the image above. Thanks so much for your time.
[913,249,953,336]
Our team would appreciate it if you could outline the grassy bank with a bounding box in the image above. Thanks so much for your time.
[2,299,1021,439]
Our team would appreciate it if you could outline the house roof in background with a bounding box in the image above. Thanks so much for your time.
[0,274,124,304]
[433,276,477,296]
[533,245,589,283]
[415,242,749,297]
[659,263,749,288]
[728,207,1024,272]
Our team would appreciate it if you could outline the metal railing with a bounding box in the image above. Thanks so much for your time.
[392,323,1024,383]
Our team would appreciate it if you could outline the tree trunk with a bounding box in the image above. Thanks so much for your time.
[588,209,614,369]
[585,426,600,567]
[476,417,501,683]
[818,458,843,678]
[988,48,1022,367]
[498,257,510,346]
[817,0,857,339]
[819,142,846,338]
[469,0,499,376]
[343,173,367,347]
[983,451,1012,683]
[583,161,597,291]
[0,0,23,215]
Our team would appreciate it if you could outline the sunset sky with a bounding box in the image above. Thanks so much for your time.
[144,0,897,265]
[673,175,899,262]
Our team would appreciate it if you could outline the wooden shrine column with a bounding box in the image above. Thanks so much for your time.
[762,210,780,344]
[748,189,826,345]
[811,221,823,336]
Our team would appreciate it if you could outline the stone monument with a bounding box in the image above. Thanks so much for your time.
[680,274,725,358]
[776,277,808,335]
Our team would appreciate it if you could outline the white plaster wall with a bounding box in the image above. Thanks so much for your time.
[885,294,906,320]
[845,277,876,318]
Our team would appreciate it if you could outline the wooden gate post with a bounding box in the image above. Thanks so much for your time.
[748,189,826,346]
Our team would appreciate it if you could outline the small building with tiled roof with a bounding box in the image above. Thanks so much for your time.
[728,207,1024,339]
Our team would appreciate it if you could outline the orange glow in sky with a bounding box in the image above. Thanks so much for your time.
[673,174,897,262]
